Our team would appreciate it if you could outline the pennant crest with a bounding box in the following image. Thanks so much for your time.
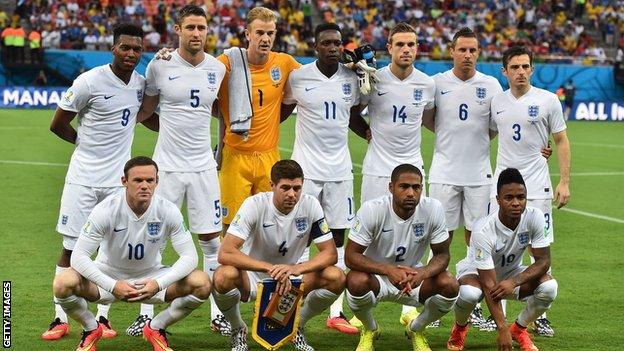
[207,71,217,85]
[518,231,530,246]
[528,105,539,118]
[136,89,143,103]
[252,279,304,350]
[342,83,352,96]
[295,217,308,234]
[270,66,282,84]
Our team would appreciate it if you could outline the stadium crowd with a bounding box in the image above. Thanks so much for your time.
[1,0,622,63]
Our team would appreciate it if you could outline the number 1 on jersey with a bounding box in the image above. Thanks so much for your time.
[324,101,336,119]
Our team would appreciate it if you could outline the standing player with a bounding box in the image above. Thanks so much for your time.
[425,28,503,328]
[345,164,458,351]
[136,4,227,335]
[217,7,300,235]
[447,168,558,351]
[354,22,435,324]
[44,23,149,341]
[490,46,570,337]
[53,156,210,351]
[282,22,368,334]
[213,160,345,351]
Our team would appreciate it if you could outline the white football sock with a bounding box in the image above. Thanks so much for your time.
[95,303,110,320]
[57,295,98,331]
[346,290,377,331]
[199,238,222,320]
[410,294,457,332]
[213,288,245,329]
[517,280,557,327]
[300,288,338,326]
[151,294,204,330]
[454,285,482,326]
[140,304,154,318]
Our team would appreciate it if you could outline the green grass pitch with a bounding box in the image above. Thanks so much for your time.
[0,109,622,350]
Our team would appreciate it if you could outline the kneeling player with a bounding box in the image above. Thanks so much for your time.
[346,164,459,351]
[447,168,557,351]
[53,157,210,351]
[213,160,345,351]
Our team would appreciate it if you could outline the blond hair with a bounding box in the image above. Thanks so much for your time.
[246,7,277,27]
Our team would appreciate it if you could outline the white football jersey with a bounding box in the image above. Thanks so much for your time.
[469,207,550,280]
[59,64,145,187]
[145,50,226,172]
[349,195,448,267]
[284,62,360,181]
[80,192,192,275]
[490,87,566,199]
[429,70,503,186]
[361,66,435,177]
[228,192,333,265]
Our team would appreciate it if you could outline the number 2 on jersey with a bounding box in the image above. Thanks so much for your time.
[395,246,406,262]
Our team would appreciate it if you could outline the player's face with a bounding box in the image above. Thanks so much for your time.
[246,19,276,56]
[389,172,423,211]
[387,32,417,69]
[450,37,479,73]
[496,183,527,220]
[112,35,143,72]
[175,15,208,55]
[502,54,533,90]
[271,178,303,214]
[315,30,342,65]
[122,165,158,203]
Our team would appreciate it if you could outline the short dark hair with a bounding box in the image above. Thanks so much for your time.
[314,22,341,42]
[451,27,477,48]
[390,164,422,183]
[271,160,304,183]
[388,22,416,44]
[176,4,207,25]
[502,45,533,68]
[113,23,144,45]
[124,156,158,178]
[496,168,526,194]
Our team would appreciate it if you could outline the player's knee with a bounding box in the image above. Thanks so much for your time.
[213,265,239,293]
[323,266,346,293]
[346,270,372,296]
[332,229,345,247]
[53,269,80,298]
[188,270,212,299]
[535,279,557,303]
[458,284,483,305]
[436,271,460,297]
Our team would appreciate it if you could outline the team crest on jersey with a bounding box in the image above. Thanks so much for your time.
[476,87,487,99]
[518,231,529,246]
[147,222,162,237]
[270,66,282,85]
[295,217,308,235]
[61,215,68,225]
[412,222,425,240]
[207,71,217,85]
[136,89,143,103]
[342,83,352,96]
[528,105,539,118]
[413,89,423,102]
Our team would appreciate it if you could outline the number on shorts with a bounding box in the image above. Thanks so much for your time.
[544,213,550,230]
[214,199,221,219]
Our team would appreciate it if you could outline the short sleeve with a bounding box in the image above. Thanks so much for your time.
[287,54,301,73]
[529,208,551,248]
[548,94,566,134]
[282,73,297,105]
[470,228,495,270]
[424,78,436,110]
[351,75,361,106]
[144,60,159,96]
[348,204,375,247]
[428,200,449,244]
[227,197,257,242]
[58,74,91,113]
[308,199,332,244]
